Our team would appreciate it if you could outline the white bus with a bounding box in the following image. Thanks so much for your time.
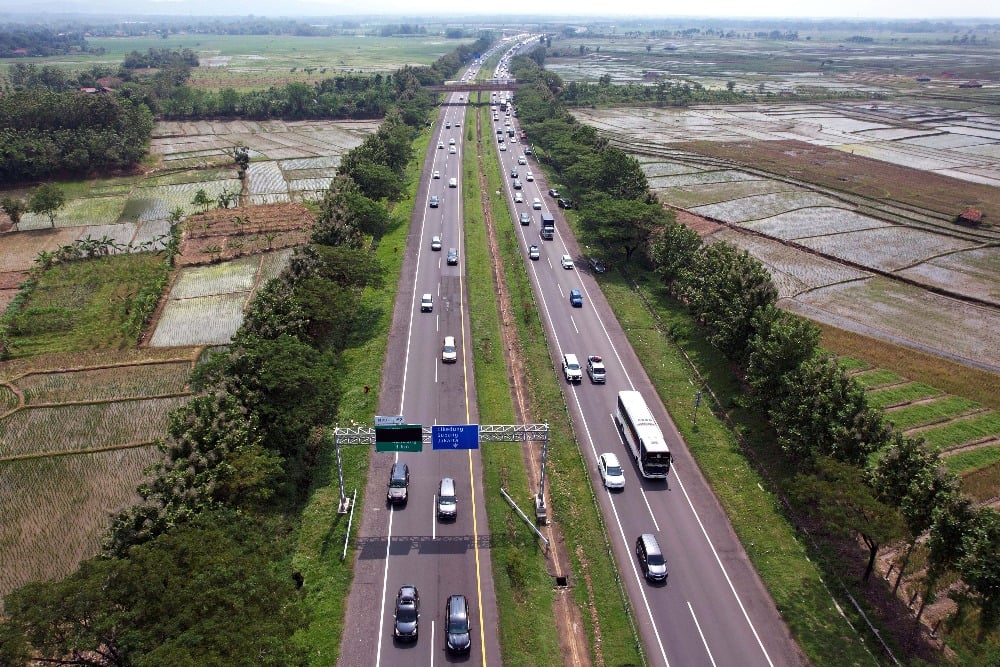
[615,391,672,479]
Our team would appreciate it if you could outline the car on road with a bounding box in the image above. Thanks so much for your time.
[429,196,439,209]
[438,141,444,149]
[420,294,433,312]
[432,170,440,179]
[519,212,531,226]
[569,289,583,307]
[562,353,583,382]
[528,244,540,260]
[586,355,606,383]
[449,145,456,154]
[444,594,472,654]
[525,147,533,155]
[598,452,625,490]
[558,198,573,209]
[636,534,668,583]
[449,137,455,145]
[441,336,457,363]
[437,477,457,520]
[431,235,442,250]
[517,155,527,165]
[445,122,451,129]
[393,585,420,641]
[447,248,458,265]
[510,168,518,178]
[386,462,409,505]
[525,171,534,181]
[499,143,506,151]
[548,188,560,198]
[532,198,542,210]
[513,179,522,190]
[561,254,574,269]
[514,192,524,203]
[448,177,457,188]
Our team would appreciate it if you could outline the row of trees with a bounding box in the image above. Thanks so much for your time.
[0,91,153,184]
[0,27,92,57]
[0,34,469,662]
[513,51,1000,641]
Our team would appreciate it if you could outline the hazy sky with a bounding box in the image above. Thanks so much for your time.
[278,0,999,19]
[4,0,998,18]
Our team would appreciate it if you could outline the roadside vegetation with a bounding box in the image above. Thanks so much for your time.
[512,49,1000,663]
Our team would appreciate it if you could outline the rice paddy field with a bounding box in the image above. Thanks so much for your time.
[0,349,199,611]
[571,103,1000,374]
[150,248,294,347]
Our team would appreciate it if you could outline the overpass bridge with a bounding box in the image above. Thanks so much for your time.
[425,80,521,103]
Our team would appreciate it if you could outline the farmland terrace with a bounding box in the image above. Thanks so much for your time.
[573,103,1000,373]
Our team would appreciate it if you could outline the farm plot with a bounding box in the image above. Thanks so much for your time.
[0,228,80,273]
[126,179,243,222]
[16,361,193,405]
[916,412,1000,452]
[658,179,797,209]
[709,227,872,298]
[898,247,1000,306]
[247,161,288,195]
[792,276,1000,370]
[0,445,162,610]
[794,226,977,273]
[867,382,941,409]
[0,396,187,458]
[149,292,247,347]
[691,191,845,223]
[168,256,259,300]
[639,160,706,178]
[885,396,984,431]
[743,208,891,240]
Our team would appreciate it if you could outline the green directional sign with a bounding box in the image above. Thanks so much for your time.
[375,424,423,452]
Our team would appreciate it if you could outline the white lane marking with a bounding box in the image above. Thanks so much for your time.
[673,469,775,666]
[688,601,718,667]
[570,314,579,335]
[432,495,438,540]
[430,620,436,667]
[375,500,397,667]
[639,487,660,532]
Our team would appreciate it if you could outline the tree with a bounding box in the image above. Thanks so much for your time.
[27,183,65,227]
[744,305,820,409]
[191,188,212,212]
[790,457,906,581]
[4,513,308,667]
[958,507,1000,637]
[577,195,670,264]
[0,196,27,230]
[648,219,701,289]
[678,241,777,361]
[225,141,251,176]
[922,494,977,620]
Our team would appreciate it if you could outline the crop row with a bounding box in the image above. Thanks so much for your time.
[867,382,941,409]
[17,362,192,405]
[0,445,161,612]
[691,190,843,223]
[0,396,187,458]
[796,226,975,273]
[743,207,890,240]
[919,411,1000,452]
[149,292,247,347]
[168,257,259,300]
[886,396,984,431]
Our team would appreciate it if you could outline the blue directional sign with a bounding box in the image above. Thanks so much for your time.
[432,424,480,450]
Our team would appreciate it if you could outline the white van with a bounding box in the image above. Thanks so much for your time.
[437,478,457,519]
[449,177,457,188]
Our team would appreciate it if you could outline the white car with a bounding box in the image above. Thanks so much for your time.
[561,255,574,269]
[449,177,457,188]
[449,138,456,145]
[442,336,458,363]
[518,156,527,165]
[514,192,524,203]
[421,294,433,312]
[499,144,506,151]
[433,170,440,179]
[525,171,534,181]
[532,198,542,210]
[438,142,444,149]
[598,453,625,490]
[449,146,456,154]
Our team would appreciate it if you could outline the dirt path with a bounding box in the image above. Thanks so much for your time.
[474,109,595,667]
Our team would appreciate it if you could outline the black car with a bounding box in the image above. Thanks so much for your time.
[393,585,420,642]
[445,594,471,653]
[386,462,409,505]
[557,198,573,209]
[447,248,459,265]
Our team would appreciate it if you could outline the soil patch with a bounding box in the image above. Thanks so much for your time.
[671,139,996,221]
[177,202,313,266]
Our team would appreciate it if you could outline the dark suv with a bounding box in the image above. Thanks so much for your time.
[393,585,419,641]
[386,462,409,505]
[444,594,472,653]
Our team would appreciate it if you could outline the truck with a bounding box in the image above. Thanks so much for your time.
[540,213,555,240]
[499,100,508,112]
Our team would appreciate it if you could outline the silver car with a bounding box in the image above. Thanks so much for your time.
[598,453,625,490]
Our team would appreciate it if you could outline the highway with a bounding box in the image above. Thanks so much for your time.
[340,36,806,667]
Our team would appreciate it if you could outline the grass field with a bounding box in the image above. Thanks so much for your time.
[5,252,170,359]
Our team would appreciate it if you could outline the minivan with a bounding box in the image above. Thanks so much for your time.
[444,594,472,653]
[387,462,409,505]
[437,478,457,519]
[636,533,668,582]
